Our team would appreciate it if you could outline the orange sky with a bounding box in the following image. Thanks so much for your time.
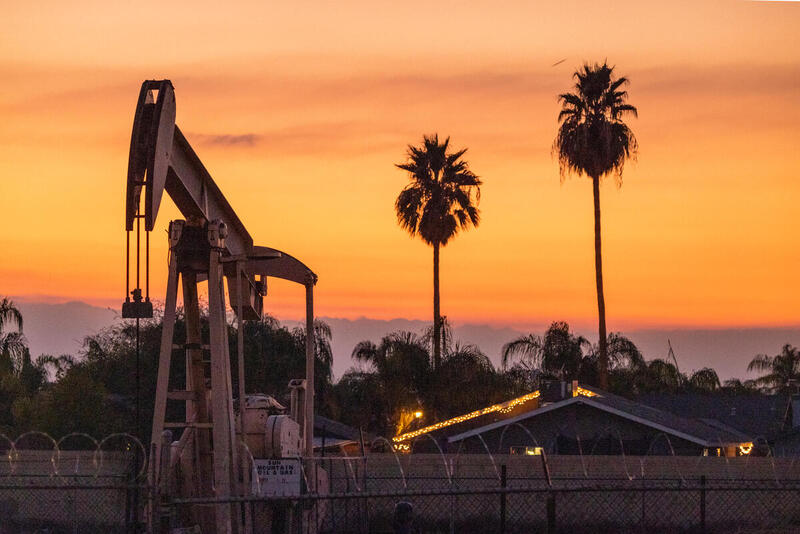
[1,0,799,331]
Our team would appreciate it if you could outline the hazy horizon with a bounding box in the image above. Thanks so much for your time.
[13,299,800,384]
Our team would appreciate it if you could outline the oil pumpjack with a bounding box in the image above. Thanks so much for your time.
[122,80,321,533]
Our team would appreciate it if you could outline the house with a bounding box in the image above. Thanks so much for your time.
[314,415,366,455]
[637,392,796,455]
[393,382,754,457]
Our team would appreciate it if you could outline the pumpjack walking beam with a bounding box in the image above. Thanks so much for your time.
[124,80,318,534]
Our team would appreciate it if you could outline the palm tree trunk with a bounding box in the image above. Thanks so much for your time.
[433,242,441,369]
[592,175,608,390]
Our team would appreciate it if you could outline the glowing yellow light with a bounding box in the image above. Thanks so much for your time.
[738,443,753,455]
[525,447,543,456]
[392,385,600,443]
[414,411,423,419]
[393,390,541,443]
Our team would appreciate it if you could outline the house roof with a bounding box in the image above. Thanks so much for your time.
[392,390,543,444]
[312,436,358,451]
[636,393,789,440]
[314,415,364,442]
[447,386,752,448]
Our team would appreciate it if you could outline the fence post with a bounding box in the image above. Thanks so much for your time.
[700,475,706,534]
[546,492,556,534]
[640,475,645,530]
[500,464,507,534]
[70,483,77,534]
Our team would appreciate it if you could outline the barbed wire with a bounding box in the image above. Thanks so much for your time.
[0,431,146,481]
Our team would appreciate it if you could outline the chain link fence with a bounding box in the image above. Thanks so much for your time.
[168,474,800,533]
[3,443,800,533]
[0,432,149,533]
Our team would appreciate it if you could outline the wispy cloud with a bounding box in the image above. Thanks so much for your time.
[186,121,412,156]
[190,133,261,146]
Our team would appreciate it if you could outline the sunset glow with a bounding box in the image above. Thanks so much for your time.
[1,0,798,331]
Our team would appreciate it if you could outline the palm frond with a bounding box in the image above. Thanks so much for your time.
[747,353,774,372]
[395,134,481,247]
[554,63,637,182]
[501,334,541,369]
[0,297,23,332]
[352,341,379,365]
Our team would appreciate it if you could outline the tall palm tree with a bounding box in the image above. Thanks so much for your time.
[553,62,638,389]
[396,134,482,368]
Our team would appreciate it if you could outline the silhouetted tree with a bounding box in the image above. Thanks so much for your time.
[349,330,517,436]
[721,378,760,395]
[0,301,52,433]
[333,370,387,436]
[689,367,721,392]
[16,366,112,438]
[502,321,591,384]
[395,135,482,368]
[747,344,800,394]
[431,343,503,420]
[36,354,76,381]
[640,359,685,393]
[352,331,431,433]
[553,62,638,389]
[591,332,646,393]
[0,297,26,372]
[0,297,23,332]
[63,312,334,442]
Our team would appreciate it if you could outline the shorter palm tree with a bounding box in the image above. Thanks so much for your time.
[0,297,23,331]
[352,331,432,433]
[688,368,721,392]
[431,343,502,419]
[641,359,685,393]
[747,344,800,394]
[36,354,77,381]
[721,378,760,395]
[502,321,590,384]
[0,297,26,373]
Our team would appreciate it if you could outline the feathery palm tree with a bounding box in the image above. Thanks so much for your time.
[0,297,26,372]
[352,331,432,432]
[396,134,482,368]
[36,354,77,381]
[689,367,721,392]
[0,297,23,332]
[643,359,685,392]
[553,62,638,389]
[747,344,800,394]
[433,343,502,418]
[502,321,590,382]
[586,332,645,391]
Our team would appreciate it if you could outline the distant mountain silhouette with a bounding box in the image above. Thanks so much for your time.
[11,299,800,383]
[14,299,117,359]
